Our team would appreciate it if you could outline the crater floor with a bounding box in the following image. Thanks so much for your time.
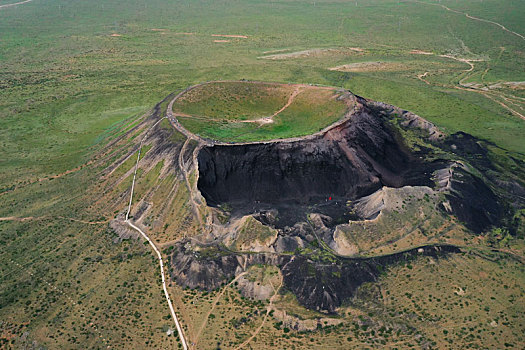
[171,81,352,142]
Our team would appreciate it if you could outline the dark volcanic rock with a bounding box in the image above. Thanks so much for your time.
[444,166,504,233]
[197,104,440,227]
[281,245,460,313]
[171,242,460,313]
[167,90,521,314]
[170,243,280,290]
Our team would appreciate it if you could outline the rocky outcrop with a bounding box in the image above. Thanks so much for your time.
[280,244,460,313]
[166,87,522,314]
[351,185,434,221]
[197,101,443,228]
[366,100,444,140]
[237,274,275,300]
[170,243,281,290]
[171,242,460,313]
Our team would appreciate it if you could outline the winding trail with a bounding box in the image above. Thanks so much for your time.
[0,0,33,9]
[410,0,524,41]
[124,116,188,350]
[252,85,303,125]
[175,85,303,127]
[126,221,188,350]
[119,81,334,349]
[417,71,430,85]
[166,81,358,147]
[415,53,525,121]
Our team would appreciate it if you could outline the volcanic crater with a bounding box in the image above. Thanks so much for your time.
[196,104,441,228]
[164,81,522,314]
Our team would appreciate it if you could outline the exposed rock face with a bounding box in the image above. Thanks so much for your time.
[171,242,460,313]
[237,274,275,300]
[280,245,460,313]
[197,102,443,228]
[367,100,444,141]
[445,166,503,233]
[171,244,281,290]
[199,108,431,205]
[109,217,141,243]
[351,185,434,220]
[168,90,523,314]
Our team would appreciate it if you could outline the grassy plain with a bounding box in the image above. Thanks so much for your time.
[1,0,524,348]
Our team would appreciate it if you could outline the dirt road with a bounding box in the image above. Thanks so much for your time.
[124,116,189,350]
[411,0,524,41]
[0,0,33,9]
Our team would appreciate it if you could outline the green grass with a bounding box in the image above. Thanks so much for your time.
[173,81,291,120]
[175,82,348,141]
[1,0,524,348]
[234,216,277,250]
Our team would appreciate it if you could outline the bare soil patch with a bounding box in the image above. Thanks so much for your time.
[259,47,363,60]
[410,50,433,55]
[329,61,405,72]
[212,34,248,38]
[262,49,289,54]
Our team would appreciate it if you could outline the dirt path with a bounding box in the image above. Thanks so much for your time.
[0,0,33,9]
[411,0,524,41]
[417,71,431,85]
[126,221,188,349]
[263,86,302,123]
[167,80,358,148]
[123,116,189,350]
[212,34,248,39]
[193,272,247,346]
[415,54,525,121]
[174,85,302,126]
[0,216,35,222]
[235,274,283,350]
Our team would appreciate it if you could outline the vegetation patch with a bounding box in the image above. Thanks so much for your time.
[172,81,349,142]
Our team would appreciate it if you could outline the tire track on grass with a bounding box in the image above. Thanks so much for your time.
[193,272,248,346]
[410,0,524,40]
[235,274,283,350]
[0,0,33,9]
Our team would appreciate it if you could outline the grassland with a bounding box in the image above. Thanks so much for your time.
[173,82,291,121]
[164,253,524,349]
[1,0,524,348]
[174,81,348,141]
